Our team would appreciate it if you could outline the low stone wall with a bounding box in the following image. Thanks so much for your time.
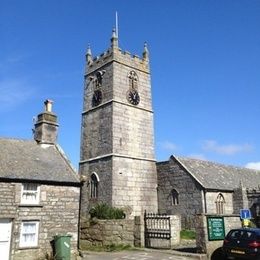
[195,214,241,258]
[80,218,136,248]
[80,214,181,249]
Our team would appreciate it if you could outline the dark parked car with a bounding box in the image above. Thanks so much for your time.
[222,228,260,259]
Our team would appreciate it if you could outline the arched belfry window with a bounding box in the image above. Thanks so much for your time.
[216,193,225,214]
[90,173,99,199]
[171,189,179,205]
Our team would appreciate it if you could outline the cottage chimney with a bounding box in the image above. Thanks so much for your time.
[44,99,53,112]
[34,99,59,145]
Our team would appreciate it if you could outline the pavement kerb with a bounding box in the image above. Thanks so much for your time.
[140,247,208,260]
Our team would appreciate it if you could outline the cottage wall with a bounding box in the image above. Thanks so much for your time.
[0,181,80,260]
[0,182,16,217]
[157,161,203,229]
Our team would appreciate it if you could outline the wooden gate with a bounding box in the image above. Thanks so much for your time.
[144,211,171,248]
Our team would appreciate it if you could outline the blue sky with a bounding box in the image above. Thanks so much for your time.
[1,0,260,170]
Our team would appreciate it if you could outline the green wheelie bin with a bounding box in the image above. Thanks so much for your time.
[54,234,72,260]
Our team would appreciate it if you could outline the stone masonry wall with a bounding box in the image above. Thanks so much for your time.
[110,60,158,215]
[80,104,113,160]
[80,158,113,216]
[0,182,16,217]
[205,191,233,214]
[80,218,135,248]
[233,186,250,214]
[0,181,80,260]
[247,188,260,226]
[80,215,181,249]
[112,157,158,217]
[157,160,203,229]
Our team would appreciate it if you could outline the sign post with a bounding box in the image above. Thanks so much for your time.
[240,209,251,227]
[207,217,225,241]
[240,209,251,219]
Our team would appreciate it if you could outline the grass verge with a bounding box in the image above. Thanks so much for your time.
[81,243,132,252]
[180,229,196,240]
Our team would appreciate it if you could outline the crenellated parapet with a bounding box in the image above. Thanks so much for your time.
[85,29,150,76]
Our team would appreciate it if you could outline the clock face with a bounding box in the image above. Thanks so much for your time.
[92,90,102,107]
[127,90,140,105]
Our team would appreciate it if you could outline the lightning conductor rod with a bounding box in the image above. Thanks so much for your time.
[116,11,119,39]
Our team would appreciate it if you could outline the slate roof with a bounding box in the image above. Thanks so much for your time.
[172,155,260,191]
[0,138,80,185]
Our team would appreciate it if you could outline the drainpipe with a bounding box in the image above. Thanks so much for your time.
[202,189,207,213]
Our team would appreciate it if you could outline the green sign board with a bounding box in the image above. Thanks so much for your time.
[207,217,225,241]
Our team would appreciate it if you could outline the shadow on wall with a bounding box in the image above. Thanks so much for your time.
[211,247,225,260]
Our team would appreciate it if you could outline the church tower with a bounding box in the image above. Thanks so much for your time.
[79,29,158,217]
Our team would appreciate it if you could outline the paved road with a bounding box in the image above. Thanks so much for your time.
[82,250,202,260]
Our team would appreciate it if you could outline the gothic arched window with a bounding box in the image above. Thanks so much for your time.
[216,193,225,214]
[171,189,179,205]
[90,173,99,199]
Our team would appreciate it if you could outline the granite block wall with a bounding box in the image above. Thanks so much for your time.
[205,191,233,214]
[157,160,203,229]
[80,218,135,247]
[80,215,181,249]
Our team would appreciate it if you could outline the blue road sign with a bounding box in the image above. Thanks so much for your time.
[240,209,252,219]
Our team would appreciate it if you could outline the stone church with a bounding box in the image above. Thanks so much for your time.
[79,29,260,228]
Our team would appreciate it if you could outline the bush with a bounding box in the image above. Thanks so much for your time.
[180,229,196,239]
[89,203,125,219]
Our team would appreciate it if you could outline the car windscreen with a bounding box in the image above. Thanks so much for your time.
[228,230,256,240]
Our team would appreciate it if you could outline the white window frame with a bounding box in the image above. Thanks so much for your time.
[21,183,40,205]
[19,221,39,248]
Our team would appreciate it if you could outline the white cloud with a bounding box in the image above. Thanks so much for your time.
[245,162,260,170]
[158,141,178,151]
[0,53,32,71]
[202,140,253,155]
[188,153,207,160]
[0,79,34,112]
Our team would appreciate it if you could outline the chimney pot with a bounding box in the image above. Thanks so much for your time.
[44,99,53,112]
